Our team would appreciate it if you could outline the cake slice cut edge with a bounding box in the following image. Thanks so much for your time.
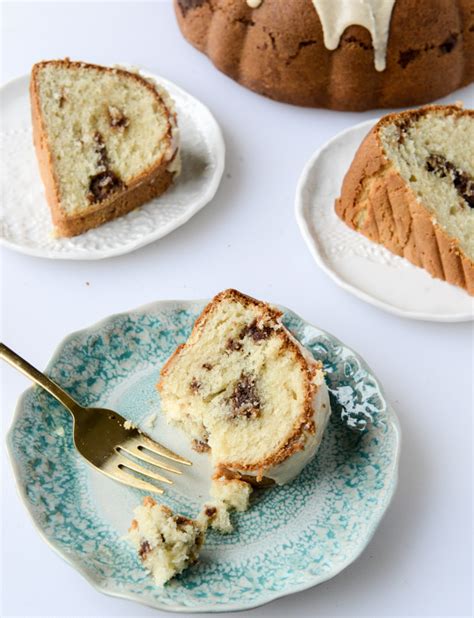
[157,289,331,484]
[198,477,253,534]
[335,104,474,295]
[30,59,180,237]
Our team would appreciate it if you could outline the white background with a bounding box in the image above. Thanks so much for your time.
[1,2,473,616]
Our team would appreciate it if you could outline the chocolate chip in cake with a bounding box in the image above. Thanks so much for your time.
[139,540,151,559]
[189,378,201,393]
[192,438,210,453]
[227,373,261,420]
[92,131,109,169]
[426,154,474,208]
[175,515,192,527]
[88,170,123,202]
[108,105,129,129]
[226,338,242,352]
[202,363,213,371]
[240,319,273,342]
[395,112,423,144]
[87,132,124,202]
[204,506,217,518]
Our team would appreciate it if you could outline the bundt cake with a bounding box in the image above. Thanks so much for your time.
[336,104,474,294]
[128,497,205,586]
[30,59,180,237]
[157,289,331,484]
[174,0,474,111]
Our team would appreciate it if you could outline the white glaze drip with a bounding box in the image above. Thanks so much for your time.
[313,0,396,71]
[245,0,397,71]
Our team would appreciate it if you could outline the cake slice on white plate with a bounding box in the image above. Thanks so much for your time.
[336,104,474,294]
[30,59,180,237]
[157,289,331,486]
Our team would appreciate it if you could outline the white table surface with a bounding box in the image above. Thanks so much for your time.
[1,2,473,616]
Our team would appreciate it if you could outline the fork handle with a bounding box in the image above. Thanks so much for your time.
[0,343,81,414]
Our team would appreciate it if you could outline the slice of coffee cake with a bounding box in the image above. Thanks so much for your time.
[157,289,331,484]
[30,59,179,236]
[336,104,474,294]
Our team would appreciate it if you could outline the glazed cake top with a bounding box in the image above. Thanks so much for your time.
[246,0,397,70]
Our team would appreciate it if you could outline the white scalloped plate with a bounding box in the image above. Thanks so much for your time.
[0,68,225,260]
[295,119,473,322]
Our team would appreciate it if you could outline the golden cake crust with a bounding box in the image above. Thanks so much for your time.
[335,105,474,295]
[158,289,324,473]
[30,59,178,237]
[173,0,474,111]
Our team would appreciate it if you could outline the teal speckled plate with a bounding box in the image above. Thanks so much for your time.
[7,300,401,613]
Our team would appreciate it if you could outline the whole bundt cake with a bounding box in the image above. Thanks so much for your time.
[174,0,474,111]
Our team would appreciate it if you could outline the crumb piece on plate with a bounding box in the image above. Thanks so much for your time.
[198,478,253,534]
[128,496,205,586]
[198,501,233,534]
[30,59,180,237]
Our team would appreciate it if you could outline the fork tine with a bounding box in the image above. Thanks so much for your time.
[115,451,174,485]
[118,444,182,475]
[110,465,165,495]
[138,434,192,466]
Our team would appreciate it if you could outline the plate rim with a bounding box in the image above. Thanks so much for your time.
[0,69,225,261]
[294,118,474,323]
[6,297,402,613]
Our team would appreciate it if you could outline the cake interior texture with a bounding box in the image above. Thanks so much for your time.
[158,290,327,477]
[381,110,474,260]
[210,477,252,512]
[198,477,253,534]
[199,502,233,534]
[33,62,177,215]
[129,497,204,586]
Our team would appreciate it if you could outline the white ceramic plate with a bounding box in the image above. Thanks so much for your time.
[0,68,225,260]
[295,119,473,322]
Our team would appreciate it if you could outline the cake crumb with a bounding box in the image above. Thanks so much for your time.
[128,497,205,586]
[198,478,253,534]
[123,420,136,430]
[198,500,233,534]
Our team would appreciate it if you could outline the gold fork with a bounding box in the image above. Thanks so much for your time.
[1,343,191,494]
